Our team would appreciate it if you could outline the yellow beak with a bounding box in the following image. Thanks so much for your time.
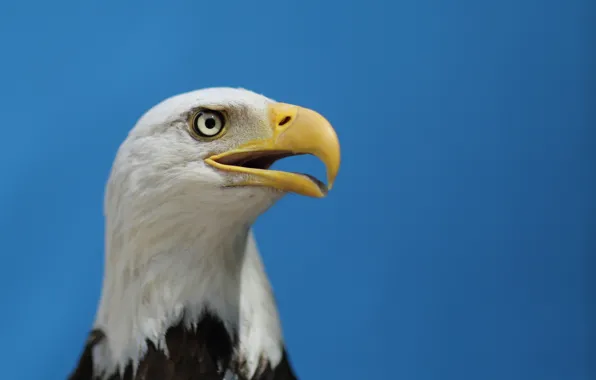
[204,103,341,197]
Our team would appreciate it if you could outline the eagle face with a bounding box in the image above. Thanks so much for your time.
[108,87,340,221]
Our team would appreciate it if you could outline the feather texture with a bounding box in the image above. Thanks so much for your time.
[69,89,308,380]
[69,315,297,380]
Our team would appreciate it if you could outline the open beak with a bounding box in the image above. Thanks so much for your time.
[204,103,341,197]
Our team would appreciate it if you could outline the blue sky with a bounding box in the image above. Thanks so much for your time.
[0,0,593,379]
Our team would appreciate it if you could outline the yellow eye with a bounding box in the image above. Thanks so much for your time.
[190,110,226,139]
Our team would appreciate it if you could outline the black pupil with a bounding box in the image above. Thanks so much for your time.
[205,116,216,129]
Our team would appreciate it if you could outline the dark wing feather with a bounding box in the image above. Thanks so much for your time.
[68,315,298,380]
[252,351,298,380]
[68,329,105,380]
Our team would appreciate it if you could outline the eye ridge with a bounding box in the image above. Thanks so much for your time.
[190,109,226,140]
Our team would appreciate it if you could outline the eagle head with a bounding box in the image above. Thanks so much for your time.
[87,87,340,380]
[107,87,340,223]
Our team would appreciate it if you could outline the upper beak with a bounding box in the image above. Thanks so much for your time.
[204,102,341,197]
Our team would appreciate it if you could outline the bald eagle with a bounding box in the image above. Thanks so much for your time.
[68,88,341,380]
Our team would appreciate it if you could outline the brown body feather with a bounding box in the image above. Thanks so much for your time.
[68,313,297,380]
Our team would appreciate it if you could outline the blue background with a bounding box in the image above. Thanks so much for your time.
[0,1,593,379]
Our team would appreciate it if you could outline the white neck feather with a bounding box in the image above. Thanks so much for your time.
[91,178,283,379]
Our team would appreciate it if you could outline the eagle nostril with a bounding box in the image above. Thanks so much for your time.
[278,116,292,127]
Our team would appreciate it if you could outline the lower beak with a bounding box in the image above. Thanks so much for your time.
[204,103,341,197]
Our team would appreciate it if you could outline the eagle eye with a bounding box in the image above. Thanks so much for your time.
[189,109,226,140]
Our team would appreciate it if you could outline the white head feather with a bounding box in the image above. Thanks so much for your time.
[92,88,292,379]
